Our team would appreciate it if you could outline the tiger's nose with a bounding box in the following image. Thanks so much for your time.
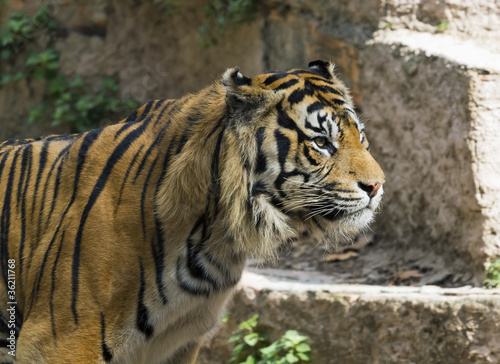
[358,181,385,197]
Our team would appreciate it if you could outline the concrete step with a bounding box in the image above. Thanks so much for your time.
[358,29,500,282]
[198,269,500,364]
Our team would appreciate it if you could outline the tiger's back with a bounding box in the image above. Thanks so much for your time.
[0,61,385,363]
[0,99,222,362]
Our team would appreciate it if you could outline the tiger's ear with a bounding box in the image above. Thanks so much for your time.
[308,60,335,80]
[222,67,262,115]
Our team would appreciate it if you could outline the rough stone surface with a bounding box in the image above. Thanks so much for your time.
[198,270,500,364]
[468,74,500,263]
[0,0,266,139]
[383,0,500,48]
[359,30,500,279]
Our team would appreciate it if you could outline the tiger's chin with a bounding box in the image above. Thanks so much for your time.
[290,207,376,249]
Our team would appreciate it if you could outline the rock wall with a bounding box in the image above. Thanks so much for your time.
[199,271,500,364]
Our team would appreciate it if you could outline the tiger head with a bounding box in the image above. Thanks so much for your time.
[221,60,385,255]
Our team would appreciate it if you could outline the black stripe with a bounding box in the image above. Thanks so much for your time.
[304,118,324,134]
[275,170,310,198]
[115,145,145,211]
[44,156,65,230]
[114,119,137,140]
[0,311,9,334]
[255,127,267,174]
[276,103,308,143]
[303,144,320,166]
[18,144,33,291]
[274,130,290,169]
[50,231,64,339]
[153,100,174,126]
[274,78,299,91]
[306,102,325,114]
[140,158,158,240]
[263,72,288,86]
[137,259,154,339]
[150,220,168,304]
[1,150,20,287]
[124,110,138,123]
[136,100,155,120]
[176,257,211,297]
[205,116,225,142]
[175,132,189,155]
[290,69,317,76]
[71,121,149,324]
[31,141,49,217]
[132,123,168,184]
[185,216,217,286]
[16,145,31,211]
[31,222,64,310]
[287,89,305,105]
[40,144,72,233]
[153,99,168,110]
[101,313,113,362]
[314,83,344,97]
[149,138,176,305]
[306,76,334,84]
[0,150,11,181]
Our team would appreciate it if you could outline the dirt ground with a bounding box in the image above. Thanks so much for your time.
[250,234,475,288]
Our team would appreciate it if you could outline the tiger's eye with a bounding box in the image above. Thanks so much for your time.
[314,136,328,148]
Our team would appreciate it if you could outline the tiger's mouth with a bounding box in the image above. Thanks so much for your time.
[318,208,348,221]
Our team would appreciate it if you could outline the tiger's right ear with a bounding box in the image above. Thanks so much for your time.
[222,67,261,114]
[308,60,335,80]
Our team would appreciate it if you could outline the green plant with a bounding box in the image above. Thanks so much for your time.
[485,260,500,288]
[0,6,57,57]
[151,0,182,15]
[29,75,139,132]
[200,0,255,47]
[437,20,449,33]
[229,314,312,364]
[151,0,257,48]
[0,6,138,132]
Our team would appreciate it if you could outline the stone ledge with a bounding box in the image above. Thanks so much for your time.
[372,29,500,72]
[198,270,500,364]
[242,268,500,300]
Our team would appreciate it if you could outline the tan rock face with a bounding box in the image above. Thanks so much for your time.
[198,271,500,364]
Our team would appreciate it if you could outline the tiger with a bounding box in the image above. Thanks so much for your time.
[0,60,385,363]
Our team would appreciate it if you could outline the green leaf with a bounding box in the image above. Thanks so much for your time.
[243,333,260,347]
[240,355,256,364]
[437,20,449,33]
[238,314,259,331]
[260,342,279,357]
[28,103,46,124]
[283,330,308,344]
[232,343,245,358]
[286,352,299,363]
[228,333,242,343]
[297,352,311,361]
[295,343,311,353]
[13,70,25,81]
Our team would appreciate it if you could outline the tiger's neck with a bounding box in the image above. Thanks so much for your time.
[153,83,256,287]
